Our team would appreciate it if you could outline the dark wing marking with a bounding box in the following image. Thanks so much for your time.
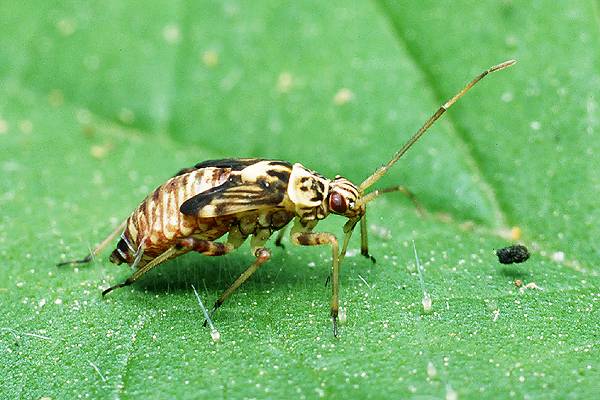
[194,158,264,170]
[173,158,292,177]
[173,159,259,177]
[179,179,235,215]
[180,161,292,217]
[180,176,287,217]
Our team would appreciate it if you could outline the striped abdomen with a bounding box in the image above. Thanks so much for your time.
[110,167,233,265]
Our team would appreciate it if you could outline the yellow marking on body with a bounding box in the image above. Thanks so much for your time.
[161,188,174,240]
[201,205,217,217]
[127,219,138,245]
[167,179,183,240]
[180,223,193,237]
[151,190,161,239]
[150,232,160,245]
[185,171,195,195]
[287,163,329,209]
[178,181,194,236]
[240,161,270,182]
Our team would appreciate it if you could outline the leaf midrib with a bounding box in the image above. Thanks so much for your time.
[373,0,510,231]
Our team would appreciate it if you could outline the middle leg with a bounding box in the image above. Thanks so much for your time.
[205,227,273,324]
[208,247,271,323]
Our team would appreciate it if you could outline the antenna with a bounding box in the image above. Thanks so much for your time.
[359,60,516,192]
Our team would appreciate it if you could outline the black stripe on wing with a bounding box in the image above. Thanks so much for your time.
[174,158,292,177]
[179,175,287,217]
[194,158,264,170]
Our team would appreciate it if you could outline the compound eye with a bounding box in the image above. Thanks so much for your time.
[329,192,348,214]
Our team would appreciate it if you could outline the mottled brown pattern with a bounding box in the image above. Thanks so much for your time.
[118,168,233,268]
[109,160,298,273]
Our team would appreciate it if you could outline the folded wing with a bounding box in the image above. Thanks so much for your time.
[179,160,292,218]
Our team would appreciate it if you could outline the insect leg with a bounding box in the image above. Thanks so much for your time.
[274,226,287,249]
[359,185,424,215]
[395,185,423,214]
[204,228,272,325]
[58,219,127,266]
[178,237,237,323]
[338,216,359,267]
[102,243,179,296]
[360,212,376,263]
[103,237,238,297]
[291,231,340,337]
[206,247,271,325]
[177,238,234,256]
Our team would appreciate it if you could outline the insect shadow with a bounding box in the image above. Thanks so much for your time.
[132,247,336,295]
[497,266,529,280]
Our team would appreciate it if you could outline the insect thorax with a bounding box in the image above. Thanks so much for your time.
[287,163,330,222]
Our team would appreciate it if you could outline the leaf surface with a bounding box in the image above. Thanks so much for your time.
[1,1,598,399]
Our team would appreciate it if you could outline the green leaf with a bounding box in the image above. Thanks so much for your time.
[1,1,598,399]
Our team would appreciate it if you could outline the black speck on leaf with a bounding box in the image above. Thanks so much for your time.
[496,244,530,264]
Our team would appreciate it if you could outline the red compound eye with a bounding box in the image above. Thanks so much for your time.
[329,192,347,214]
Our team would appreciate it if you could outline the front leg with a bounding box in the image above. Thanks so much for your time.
[291,231,340,337]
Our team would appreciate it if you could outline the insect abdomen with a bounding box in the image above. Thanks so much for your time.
[109,236,134,265]
[114,168,231,264]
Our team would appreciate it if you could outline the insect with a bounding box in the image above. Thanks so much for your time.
[60,60,516,336]
[496,244,530,264]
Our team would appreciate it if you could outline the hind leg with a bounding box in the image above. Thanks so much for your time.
[58,219,127,266]
[177,237,234,256]
[102,238,235,297]
[177,235,269,326]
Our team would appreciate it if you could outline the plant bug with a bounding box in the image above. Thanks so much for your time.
[60,60,516,336]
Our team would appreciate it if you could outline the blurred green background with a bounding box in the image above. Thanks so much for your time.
[1,1,599,399]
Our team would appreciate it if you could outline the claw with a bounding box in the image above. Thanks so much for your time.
[332,316,339,338]
[102,284,122,297]
[361,251,376,264]
[101,278,133,297]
